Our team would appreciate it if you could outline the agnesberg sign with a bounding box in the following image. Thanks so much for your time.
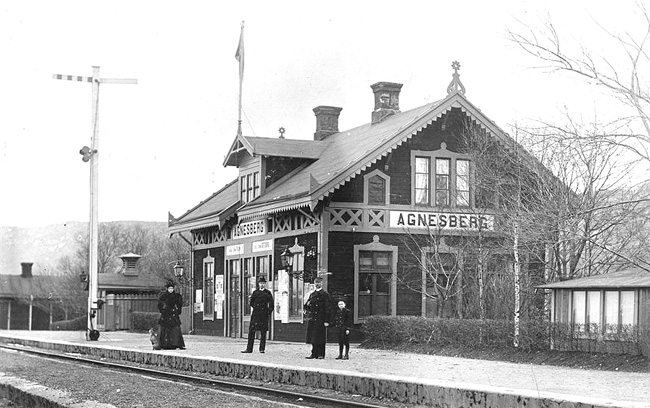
[389,210,494,231]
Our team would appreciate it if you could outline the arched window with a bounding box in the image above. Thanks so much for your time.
[363,169,390,205]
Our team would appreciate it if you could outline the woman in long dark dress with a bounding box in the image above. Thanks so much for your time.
[157,280,185,350]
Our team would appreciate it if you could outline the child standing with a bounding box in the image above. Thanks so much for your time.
[334,300,352,360]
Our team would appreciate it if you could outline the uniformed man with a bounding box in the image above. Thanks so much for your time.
[304,277,332,359]
[242,277,274,353]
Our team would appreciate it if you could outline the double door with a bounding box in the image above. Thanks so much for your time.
[227,255,272,338]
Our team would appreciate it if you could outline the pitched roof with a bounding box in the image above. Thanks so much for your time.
[98,273,164,292]
[538,269,650,289]
[0,275,59,299]
[169,89,533,230]
[168,179,239,233]
[237,91,518,220]
[224,134,328,166]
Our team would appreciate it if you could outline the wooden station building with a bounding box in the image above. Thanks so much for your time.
[168,65,546,342]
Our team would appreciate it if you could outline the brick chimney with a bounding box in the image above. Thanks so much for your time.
[371,82,403,124]
[20,262,33,278]
[313,106,342,140]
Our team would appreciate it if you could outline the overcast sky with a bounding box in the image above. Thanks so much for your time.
[0,1,644,228]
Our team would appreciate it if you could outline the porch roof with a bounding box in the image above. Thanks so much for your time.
[98,274,165,292]
[0,274,58,299]
[538,269,650,289]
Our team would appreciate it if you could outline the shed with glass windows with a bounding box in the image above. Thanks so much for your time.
[538,269,650,355]
[168,66,555,343]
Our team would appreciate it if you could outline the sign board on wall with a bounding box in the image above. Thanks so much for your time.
[277,269,290,323]
[252,239,273,253]
[232,219,267,239]
[389,210,494,231]
[215,275,224,319]
[226,244,244,257]
[194,289,203,313]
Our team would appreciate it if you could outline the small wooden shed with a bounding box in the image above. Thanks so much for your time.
[96,253,164,331]
[0,263,56,330]
[538,269,650,356]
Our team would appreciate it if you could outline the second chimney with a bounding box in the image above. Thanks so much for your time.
[313,106,342,140]
[21,262,33,278]
[371,82,403,124]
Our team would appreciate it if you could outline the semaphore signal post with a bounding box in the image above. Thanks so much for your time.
[53,66,137,341]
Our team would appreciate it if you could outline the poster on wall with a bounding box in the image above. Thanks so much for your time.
[277,269,290,323]
[215,275,224,319]
[194,289,203,313]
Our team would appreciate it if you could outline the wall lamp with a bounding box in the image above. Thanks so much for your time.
[280,247,293,271]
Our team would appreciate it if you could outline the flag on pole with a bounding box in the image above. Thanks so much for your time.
[235,21,245,137]
[235,22,244,82]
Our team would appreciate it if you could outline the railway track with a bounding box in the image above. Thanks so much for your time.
[0,343,395,408]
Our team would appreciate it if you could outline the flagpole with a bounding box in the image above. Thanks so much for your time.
[236,21,244,136]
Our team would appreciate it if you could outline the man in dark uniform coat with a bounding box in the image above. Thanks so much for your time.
[242,277,274,353]
[304,277,332,359]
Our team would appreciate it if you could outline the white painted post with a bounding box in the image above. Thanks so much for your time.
[53,67,137,340]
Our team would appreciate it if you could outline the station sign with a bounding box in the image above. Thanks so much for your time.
[232,219,267,239]
[389,210,494,231]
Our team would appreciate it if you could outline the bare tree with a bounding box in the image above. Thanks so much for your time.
[520,118,650,274]
[508,2,650,163]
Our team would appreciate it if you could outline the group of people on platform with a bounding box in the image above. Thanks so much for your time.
[155,277,352,360]
[242,276,352,360]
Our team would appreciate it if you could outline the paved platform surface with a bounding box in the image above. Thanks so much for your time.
[1,330,649,407]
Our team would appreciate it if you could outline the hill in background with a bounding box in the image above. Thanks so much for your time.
[0,221,167,275]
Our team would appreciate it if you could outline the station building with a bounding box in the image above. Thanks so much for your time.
[168,66,549,341]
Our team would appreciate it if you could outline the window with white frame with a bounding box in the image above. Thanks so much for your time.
[354,236,397,323]
[411,143,472,208]
[456,159,470,206]
[414,157,430,205]
[288,248,305,319]
[604,290,635,333]
[203,255,215,321]
[572,290,602,332]
[240,171,260,203]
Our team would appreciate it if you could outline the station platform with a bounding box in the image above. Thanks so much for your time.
[0,330,648,408]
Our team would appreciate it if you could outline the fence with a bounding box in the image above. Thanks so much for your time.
[98,293,159,331]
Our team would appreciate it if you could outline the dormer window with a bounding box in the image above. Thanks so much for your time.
[411,143,472,208]
[240,171,260,204]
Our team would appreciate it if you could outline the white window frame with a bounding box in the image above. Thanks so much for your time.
[410,142,473,208]
[202,254,215,321]
[287,241,305,321]
[240,171,260,203]
[353,235,398,324]
[570,289,638,335]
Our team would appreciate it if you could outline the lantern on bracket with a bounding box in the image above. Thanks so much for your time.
[173,261,184,278]
[280,247,293,272]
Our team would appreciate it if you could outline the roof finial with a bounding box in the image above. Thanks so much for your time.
[446,60,466,95]
[278,126,285,139]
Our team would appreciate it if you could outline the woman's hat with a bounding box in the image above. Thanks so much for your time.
[165,279,176,288]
